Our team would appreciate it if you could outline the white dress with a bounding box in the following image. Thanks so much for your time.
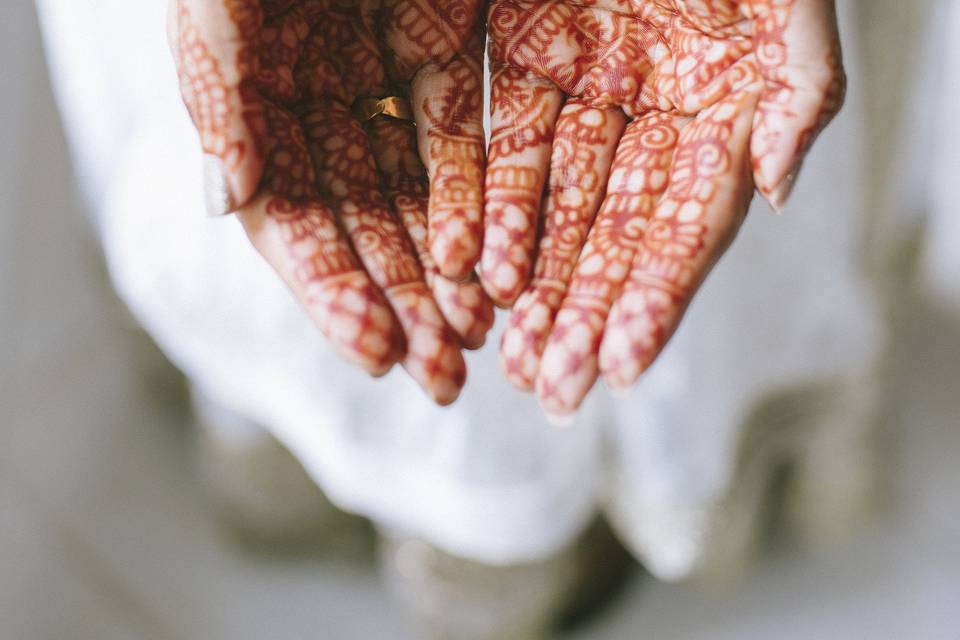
[35,0,951,579]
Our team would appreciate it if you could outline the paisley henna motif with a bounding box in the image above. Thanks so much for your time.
[171,0,486,404]
[488,0,845,416]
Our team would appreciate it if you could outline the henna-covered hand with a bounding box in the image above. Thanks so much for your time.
[170,0,492,405]
[485,0,845,418]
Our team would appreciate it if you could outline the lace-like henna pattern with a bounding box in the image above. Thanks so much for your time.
[302,102,467,405]
[173,0,486,403]
[488,0,841,414]
[481,65,564,305]
[418,49,486,280]
[535,113,683,412]
[367,117,494,348]
[257,101,404,374]
[176,4,246,170]
[500,102,625,389]
[383,1,486,279]
[599,85,758,392]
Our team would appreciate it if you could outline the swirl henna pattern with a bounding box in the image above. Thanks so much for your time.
[171,0,488,405]
[486,0,846,418]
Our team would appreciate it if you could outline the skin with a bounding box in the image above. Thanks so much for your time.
[485,0,846,418]
[169,0,493,405]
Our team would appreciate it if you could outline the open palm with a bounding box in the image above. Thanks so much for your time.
[481,0,845,417]
[170,0,491,405]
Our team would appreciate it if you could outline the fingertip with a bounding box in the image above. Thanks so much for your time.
[760,158,803,214]
[431,235,481,283]
[391,286,468,406]
[459,299,495,351]
[479,259,529,308]
[597,327,648,394]
[429,277,494,350]
[427,162,485,281]
[499,328,537,391]
[428,372,465,407]
[403,341,467,406]
[605,380,633,400]
[481,281,524,310]
[535,345,597,424]
[600,367,642,398]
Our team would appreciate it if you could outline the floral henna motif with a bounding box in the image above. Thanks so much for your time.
[500,102,625,389]
[382,1,487,279]
[252,101,404,374]
[174,0,488,403]
[480,64,564,306]
[534,113,684,414]
[599,84,760,394]
[416,45,486,280]
[303,104,468,405]
[489,0,842,414]
[262,197,403,374]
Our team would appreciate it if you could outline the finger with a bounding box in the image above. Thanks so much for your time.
[304,103,468,405]
[170,0,267,215]
[600,81,762,393]
[367,116,495,349]
[236,103,403,376]
[500,102,626,390]
[410,30,487,281]
[480,64,564,307]
[534,112,685,418]
[745,0,846,210]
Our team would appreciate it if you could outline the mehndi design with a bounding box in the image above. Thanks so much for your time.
[485,0,846,417]
[171,0,491,404]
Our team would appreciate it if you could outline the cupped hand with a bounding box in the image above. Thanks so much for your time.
[170,0,492,405]
[483,0,845,418]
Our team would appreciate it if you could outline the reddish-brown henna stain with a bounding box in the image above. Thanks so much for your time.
[393,5,487,278]
[368,116,495,348]
[176,3,246,171]
[481,64,563,305]
[489,0,842,415]
[500,102,625,389]
[174,0,487,404]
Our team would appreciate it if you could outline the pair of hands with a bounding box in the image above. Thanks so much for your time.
[170,0,845,418]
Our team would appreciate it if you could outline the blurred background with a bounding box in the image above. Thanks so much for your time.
[3,1,959,639]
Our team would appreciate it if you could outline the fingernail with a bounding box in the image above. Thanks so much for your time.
[768,160,803,214]
[203,154,237,217]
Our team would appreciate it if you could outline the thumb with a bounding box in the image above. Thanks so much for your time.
[747,0,846,212]
[169,0,266,215]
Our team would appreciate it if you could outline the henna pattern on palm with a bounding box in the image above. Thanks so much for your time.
[171,0,487,405]
[486,0,846,417]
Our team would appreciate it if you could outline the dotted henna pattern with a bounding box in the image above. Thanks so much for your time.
[173,0,486,404]
[487,0,845,416]
[176,3,247,170]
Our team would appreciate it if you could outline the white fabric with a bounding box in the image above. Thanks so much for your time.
[35,0,914,573]
[906,0,960,310]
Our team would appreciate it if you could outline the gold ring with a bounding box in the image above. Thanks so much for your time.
[352,96,415,123]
